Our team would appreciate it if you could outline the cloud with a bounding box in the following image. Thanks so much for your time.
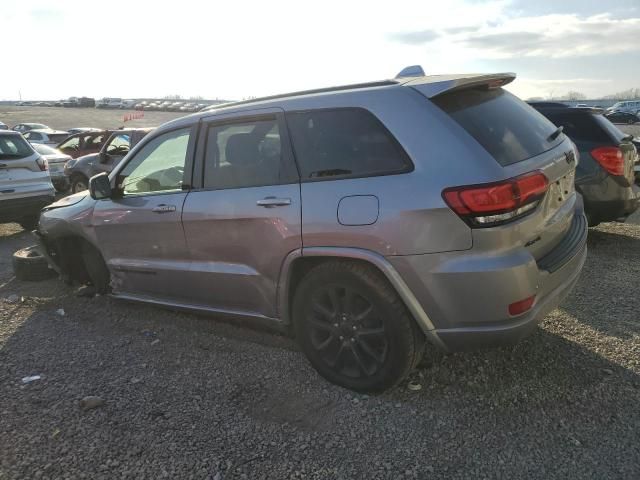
[389,30,440,45]
[390,13,640,59]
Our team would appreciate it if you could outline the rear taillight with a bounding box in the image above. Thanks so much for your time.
[36,157,48,171]
[443,171,548,227]
[508,295,536,316]
[591,146,624,176]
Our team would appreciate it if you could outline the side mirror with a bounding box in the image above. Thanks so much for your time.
[89,172,112,200]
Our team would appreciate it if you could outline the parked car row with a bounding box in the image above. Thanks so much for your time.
[134,100,208,112]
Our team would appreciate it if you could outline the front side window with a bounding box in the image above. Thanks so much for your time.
[119,128,190,195]
[286,108,411,180]
[106,134,130,155]
[203,116,296,190]
[59,136,80,150]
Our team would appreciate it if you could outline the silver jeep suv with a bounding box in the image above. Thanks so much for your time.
[37,72,587,392]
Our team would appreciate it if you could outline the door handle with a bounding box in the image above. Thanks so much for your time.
[256,197,292,207]
[151,204,176,213]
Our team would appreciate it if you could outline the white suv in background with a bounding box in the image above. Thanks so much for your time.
[0,130,54,229]
[96,98,123,109]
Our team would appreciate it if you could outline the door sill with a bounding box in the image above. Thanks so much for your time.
[110,292,284,326]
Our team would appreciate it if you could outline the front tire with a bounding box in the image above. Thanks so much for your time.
[70,174,89,193]
[293,261,424,393]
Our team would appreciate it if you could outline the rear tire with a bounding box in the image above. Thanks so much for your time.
[13,246,56,281]
[293,260,425,393]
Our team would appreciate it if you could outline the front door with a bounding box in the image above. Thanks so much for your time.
[181,109,301,318]
[93,126,195,298]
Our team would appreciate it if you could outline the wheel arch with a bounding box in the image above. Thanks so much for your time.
[277,247,447,351]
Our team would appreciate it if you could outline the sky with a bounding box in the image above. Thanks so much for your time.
[1,0,639,101]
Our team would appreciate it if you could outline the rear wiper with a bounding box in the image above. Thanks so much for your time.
[547,126,564,142]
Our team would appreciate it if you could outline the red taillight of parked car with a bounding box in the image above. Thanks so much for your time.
[442,171,549,227]
[508,295,536,316]
[591,146,624,176]
[35,157,48,171]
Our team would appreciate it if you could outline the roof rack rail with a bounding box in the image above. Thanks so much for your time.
[203,80,399,113]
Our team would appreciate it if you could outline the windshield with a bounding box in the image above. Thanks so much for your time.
[33,144,59,155]
[0,135,34,159]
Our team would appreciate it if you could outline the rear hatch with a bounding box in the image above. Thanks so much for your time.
[0,134,53,199]
[411,79,578,261]
[594,115,637,186]
[542,109,637,186]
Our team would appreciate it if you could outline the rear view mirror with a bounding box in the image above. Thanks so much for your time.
[89,172,112,200]
[99,151,109,163]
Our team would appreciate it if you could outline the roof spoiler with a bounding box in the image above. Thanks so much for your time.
[401,73,516,98]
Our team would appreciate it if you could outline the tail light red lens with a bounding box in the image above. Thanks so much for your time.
[591,146,624,176]
[508,295,536,316]
[36,157,48,171]
[443,171,548,227]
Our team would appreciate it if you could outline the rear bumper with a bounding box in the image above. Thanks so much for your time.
[0,195,55,222]
[388,209,588,352]
[578,175,639,222]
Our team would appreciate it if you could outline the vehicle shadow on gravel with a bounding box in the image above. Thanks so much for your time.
[1,275,639,478]
[559,226,640,339]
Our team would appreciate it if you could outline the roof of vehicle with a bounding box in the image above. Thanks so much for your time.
[0,129,21,136]
[202,72,516,113]
[29,129,70,134]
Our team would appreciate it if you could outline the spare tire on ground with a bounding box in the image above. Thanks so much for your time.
[12,246,57,281]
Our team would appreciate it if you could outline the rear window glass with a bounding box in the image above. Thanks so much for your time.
[593,115,627,143]
[433,88,561,166]
[0,135,34,159]
[49,134,69,143]
[286,108,412,179]
[545,112,615,143]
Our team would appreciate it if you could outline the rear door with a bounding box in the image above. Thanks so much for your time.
[180,109,301,318]
[92,125,196,299]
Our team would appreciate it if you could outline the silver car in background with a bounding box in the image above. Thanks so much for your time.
[0,130,54,230]
[32,143,72,192]
[37,72,587,392]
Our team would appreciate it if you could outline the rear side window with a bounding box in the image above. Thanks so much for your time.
[433,89,561,166]
[203,116,298,190]
[545,113,615,143]
[25,132,42,141]
[0,135,34,159]
[286,108,412,180]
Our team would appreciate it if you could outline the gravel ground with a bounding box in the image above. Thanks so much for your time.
[0,213,639,479]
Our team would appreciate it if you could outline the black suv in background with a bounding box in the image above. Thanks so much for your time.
[530,103,639,225]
